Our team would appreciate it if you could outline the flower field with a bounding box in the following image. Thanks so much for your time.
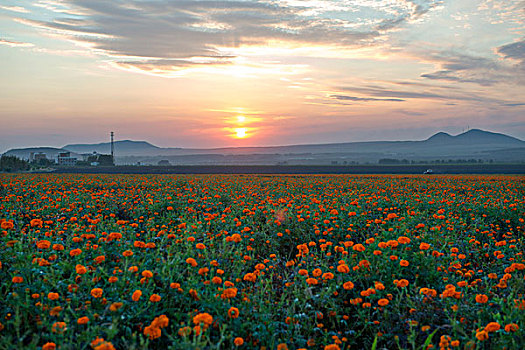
[0,174,523,350]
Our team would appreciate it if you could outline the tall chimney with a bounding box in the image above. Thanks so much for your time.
[110,131,114,158]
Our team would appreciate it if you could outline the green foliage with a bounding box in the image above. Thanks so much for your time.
[0,174,523,349]
[0,155,29,172]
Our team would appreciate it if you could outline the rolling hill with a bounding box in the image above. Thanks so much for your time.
[3,129,524,165]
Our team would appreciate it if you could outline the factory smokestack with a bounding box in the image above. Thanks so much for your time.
[110,131,114,159]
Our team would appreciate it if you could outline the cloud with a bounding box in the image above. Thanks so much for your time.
[338,85,523,105]
[376,0,442,31]
[496,39,525,61]
[14,0,440,76]
[329,94,405,102]
[0,5,30,13]
[420,70,497,86]
[420,50,525,86]
[0,39,34,48]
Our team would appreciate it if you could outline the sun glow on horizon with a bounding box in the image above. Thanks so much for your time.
[235,127,247,138]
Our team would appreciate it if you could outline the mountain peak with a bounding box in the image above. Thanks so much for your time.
[454,129,523,142]
[426,131,452,141]
[424,129,523,144]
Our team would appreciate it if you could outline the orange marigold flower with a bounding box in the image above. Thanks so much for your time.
[36,240,51,249]
[152,315,169,329]
[475,330,488,341]
[143,325,161,340]
[196,243,206,250]
[228,307,239,319]
[395,279,409,288]
[93,340,116,350]
[142,270,153,278]
[70,249,82,256]
[243,272,256,282]
[212,276,222,284]
[397,236,411,244]
[224,280,235,287]
[322,272,334,280]
[0,221,14,230]
[122,250,133,257]
[475,294,488,303]
[178,326,191,337]
[337,264,350,273]
[49,306,62,316]
[400,260,409,267]
[378,298,389,306]
[419,242,430,250]
[504,323,519,332]
[324,345,340,350]
[193,312,213,328]
[30,219,43,227]
[77,316,89,325]
[485,322,500,332]
[42,342,56,350]
[76,264,87,274]
[12,276,23,283]
[51,321,66,333]
[375,282,385,290]
[234,337,244,346]
[312,268,322,277]
[149,294,161,302]
[110,302,123,312]
[94,255,105,264]
[132,290,142,301]
[277,344,288,350]
[306,278,318,285]
[186,258,198,267]
[189,289,199,300]
[343,281,354,290]
[48,292,59,300]
[221,288,238,299]
[353,244,365,252]
[91,288,103,298]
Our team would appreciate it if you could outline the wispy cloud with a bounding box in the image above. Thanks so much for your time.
[419,50,525,86]
[329,94,405,102]
[496,39,525,64]
[338,85,523,105]
[13,0,443,76]
[0,5,30,13]
[0,39,34,48]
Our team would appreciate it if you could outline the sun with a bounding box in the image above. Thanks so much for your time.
[235,127,247,138]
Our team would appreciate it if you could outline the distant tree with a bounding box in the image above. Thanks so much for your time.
[0,155,29,172]
[37,158,55,166]
[97,155,115,166]
[378,158,400,164]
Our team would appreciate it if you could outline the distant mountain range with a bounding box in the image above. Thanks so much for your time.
[4,129,525,165]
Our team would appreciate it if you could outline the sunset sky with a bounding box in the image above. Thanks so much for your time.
[1,0,524,152]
